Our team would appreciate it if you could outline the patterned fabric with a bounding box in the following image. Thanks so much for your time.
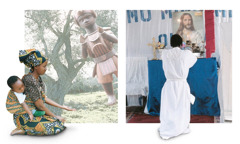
[22,74,46,103]
[92,42,110,57]
[14,113,65,135]
[6,90,36,114]
[7,74,66,135]
[19,49,47,68]
[96,56,118,84]
[81,29,113,58]
[98,58,117,76]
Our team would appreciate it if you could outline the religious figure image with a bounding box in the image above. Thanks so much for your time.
[173,11,205,48]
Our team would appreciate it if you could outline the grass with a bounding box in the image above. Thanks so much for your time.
[62,91,118,123]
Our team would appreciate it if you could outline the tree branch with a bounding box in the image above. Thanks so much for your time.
[58,51,64,57]
[40,34,49,58]
[68,61,86,80]
[49,26,60,37]
[63,10,72,35]
[61,10,74,69]
[73,57,91,65]
[75,61,86,72]
[25,15,38,24]
[71,29,80,33]
[64,35,74,69]
[41,74,56,85]
[52,34,64,56]
[51,36,66,76]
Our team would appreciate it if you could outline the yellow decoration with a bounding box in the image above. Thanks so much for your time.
[148,37,165,60]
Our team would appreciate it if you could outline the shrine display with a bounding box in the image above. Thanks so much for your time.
[172,11,205,57]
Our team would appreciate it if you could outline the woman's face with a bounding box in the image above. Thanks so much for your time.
[35,60,48,75]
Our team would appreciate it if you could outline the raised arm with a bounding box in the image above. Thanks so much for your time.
[99,27,118,43]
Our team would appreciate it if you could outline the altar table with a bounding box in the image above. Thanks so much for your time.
[147,58,220,116]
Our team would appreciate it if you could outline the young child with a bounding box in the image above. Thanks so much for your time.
[75,10,118,105]
[6,76,45,121]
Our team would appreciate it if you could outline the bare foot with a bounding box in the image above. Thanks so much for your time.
[10,128,25,136]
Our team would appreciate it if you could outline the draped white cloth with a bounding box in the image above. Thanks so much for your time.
[126,95,143,106]
[126,57,148,96]
[158,47,197,139]
[126,10,173,59]
[214,11,232,122]
[126,10,173,105]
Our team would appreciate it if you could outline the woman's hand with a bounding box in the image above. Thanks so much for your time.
[62,105,76,111]
[55,115,66,123]
[45,97,76,111]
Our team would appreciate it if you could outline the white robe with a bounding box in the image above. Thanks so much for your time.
[158,47,197,139]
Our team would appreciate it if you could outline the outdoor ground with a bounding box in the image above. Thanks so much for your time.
[62,91,118,123]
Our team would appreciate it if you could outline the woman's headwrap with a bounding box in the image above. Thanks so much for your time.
[19,49,47,69]
[74,10,97,26]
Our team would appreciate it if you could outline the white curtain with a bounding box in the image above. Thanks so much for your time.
[214,10,232,122]
[127,95,143,106]
[126,10,173,104]
[126,57,148,96]
[126,10,173,59]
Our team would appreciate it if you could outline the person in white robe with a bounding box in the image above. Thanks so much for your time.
[158,34,197,139]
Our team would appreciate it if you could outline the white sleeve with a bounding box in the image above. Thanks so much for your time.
[14,92,26,104]
[161,49,166,60]
[185,50,197,68]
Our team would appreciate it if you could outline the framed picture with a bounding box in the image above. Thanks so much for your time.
[172,11,205,48]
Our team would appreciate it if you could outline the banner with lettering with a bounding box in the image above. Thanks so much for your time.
[126,10,232,59]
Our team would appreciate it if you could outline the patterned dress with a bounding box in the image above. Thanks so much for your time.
[6,74,65,135]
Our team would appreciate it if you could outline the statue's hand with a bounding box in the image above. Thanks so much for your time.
[98,27,104,33]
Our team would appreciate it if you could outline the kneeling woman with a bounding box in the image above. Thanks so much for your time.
[11,49,75,135]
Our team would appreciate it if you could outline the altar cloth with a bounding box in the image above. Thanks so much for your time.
[147,58,220,116]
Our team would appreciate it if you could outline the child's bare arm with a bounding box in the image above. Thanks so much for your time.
[21,102,33,121]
